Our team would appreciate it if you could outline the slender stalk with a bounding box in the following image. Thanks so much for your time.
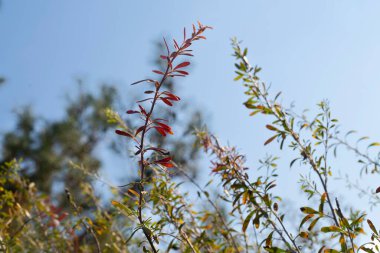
[242,175,300,252]
[232,41,365,252]
[335,198,356,252]
[137,64,170,253]
[162,204,199,253]
[178,167,240,252]
[238,48,341,229]
[209,135,300,252]
[65,189,101,253]
[127,23,211,252]
[237,203,251,253]
[334,137,380,168]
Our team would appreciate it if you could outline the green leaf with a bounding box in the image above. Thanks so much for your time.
[242,210,255,232]
[111,200,134,216]
[234,75,243,81]
[243,48,248,56]
[369,142,380,148]
[339,234,347,252]
[323,249,340,253]
[319,192,327,213]
[249,110,261,116]
[360,248,375,253]
[263,246,288,253]
[300,207,319,214]
[308,217,322,231]
[290,158,299,168]
[299,214,314,229]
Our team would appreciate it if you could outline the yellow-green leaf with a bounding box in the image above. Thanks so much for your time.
[321,226,341,233]
[243,211,255,232]
[300,207,318,214]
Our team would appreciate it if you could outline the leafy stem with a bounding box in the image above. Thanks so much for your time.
[115,22,211,252]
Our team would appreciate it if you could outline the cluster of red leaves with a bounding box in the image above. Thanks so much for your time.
[115,21,211,170]
[41,199,69,227]
[152,157,174,168]
[113,22,211,253]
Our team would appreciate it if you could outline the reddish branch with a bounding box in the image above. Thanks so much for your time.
[116,22,211,252]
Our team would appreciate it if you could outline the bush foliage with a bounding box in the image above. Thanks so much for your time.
[1,22,380,253]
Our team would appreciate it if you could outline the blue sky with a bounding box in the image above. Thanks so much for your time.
[2,0,380,231]
[2,1,380,140]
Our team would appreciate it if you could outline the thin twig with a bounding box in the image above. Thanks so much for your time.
[65,188,101,253]
[178,167,241,252]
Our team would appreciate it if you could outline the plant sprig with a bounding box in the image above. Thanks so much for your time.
[114,22,211,252]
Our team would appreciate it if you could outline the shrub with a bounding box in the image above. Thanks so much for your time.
[1,21,380,253]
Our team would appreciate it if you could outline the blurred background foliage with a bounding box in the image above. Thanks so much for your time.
[0,42,204,210]
[0,41,210,252]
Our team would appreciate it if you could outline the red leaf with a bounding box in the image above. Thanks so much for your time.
[153,70,164,75]
[160,162,174,168]
[175,70,189,75]
[183,41,192,48]
[376,187,380,193]
[145,147,170,155]
[264,135,277,145]
[155,157,172,163]
[153,120,168,125]
[156,122,171,130]
[115,130,133,138]
[131,79,154,86]
[174,61,190,70]
[162,92,180,101]
[173,39,179,50]
[170,95,181,101]
[126,110,139,114]
[155,122,173,135]
[154,125,173,135]
[168,74,186,78]
[154,127,167,136]
[154,157,174,168]
[163,37,170,55]
[57,212,68,221]
[164,96,178,102]
[154,118,168,122]
[161,98,173,106]
[137,98,153,103]
[138,105,147,115]
[135,126,145,136]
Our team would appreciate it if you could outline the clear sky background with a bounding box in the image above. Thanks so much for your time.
[2,0,380,236]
